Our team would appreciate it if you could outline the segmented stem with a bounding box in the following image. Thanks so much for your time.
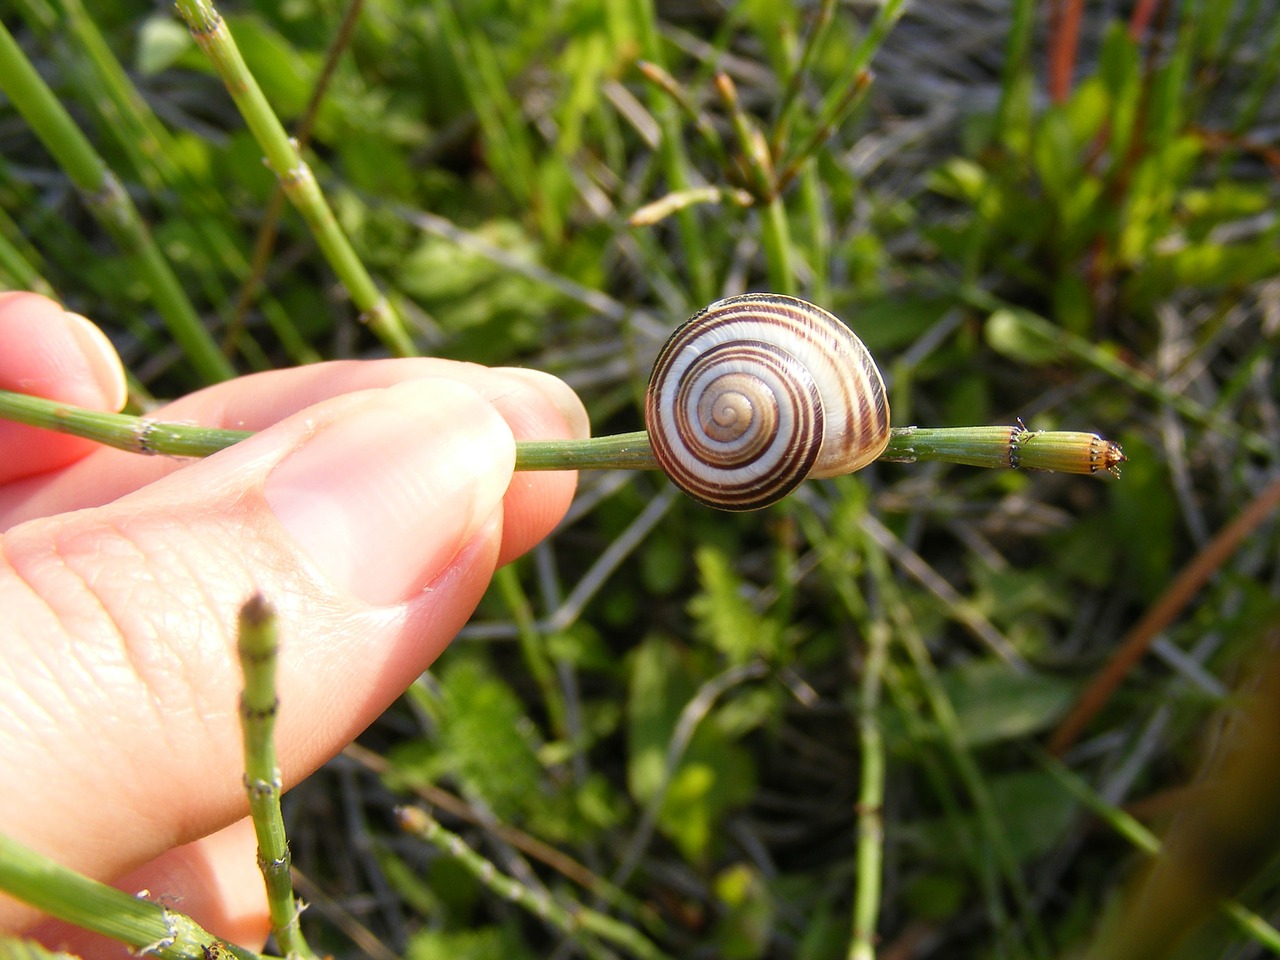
[237,596,315,959]
[396,806,673,960]
[0,388,1124,479]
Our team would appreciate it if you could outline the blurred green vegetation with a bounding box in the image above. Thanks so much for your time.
[2,1,1279,958]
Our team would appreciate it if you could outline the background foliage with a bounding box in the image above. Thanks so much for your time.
[2,0,1279,958]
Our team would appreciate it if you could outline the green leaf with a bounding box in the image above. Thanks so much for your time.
[1032,108,1078,201]
[1181,182,1271,232]
[940,659,1074,747]
[927,157,989,204]
[1097,23,1140,165]
[406,925,536,960]
[1065,76,1111,144]
[433,655,544,820]
[1051,272,1094,336]
[135,16,191,76]
[903,872,968,922]
[688,545,783,663]
[627,637,695,804]
[985,309,1066,364]
[626,638,756,863]
[1098,22,1140,98]
[394,220,556,362]
[848,294,954,354]
[641,529,690,595]
[545,623,616,673]
[905,770,1079,864]
[711,863,776,960]
[1160,237,1280,290]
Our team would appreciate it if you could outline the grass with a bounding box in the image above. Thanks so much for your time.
[2,1,1279,958]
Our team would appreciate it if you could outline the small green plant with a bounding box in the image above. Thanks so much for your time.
[930,21,1278,339]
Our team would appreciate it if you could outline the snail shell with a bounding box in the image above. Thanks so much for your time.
[644,293,891,511]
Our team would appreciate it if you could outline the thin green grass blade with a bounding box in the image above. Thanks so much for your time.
[41,0,317,367]
[630,0,715,303]
[492,565,571,739]
[0,208,50,294]
[0,19,234,383]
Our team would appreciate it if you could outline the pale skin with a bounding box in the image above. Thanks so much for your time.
[0,292,588,956]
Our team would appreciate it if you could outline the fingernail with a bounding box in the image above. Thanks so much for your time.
[63,312,127,411]
[494,368,591,440]
[264,380,515,605]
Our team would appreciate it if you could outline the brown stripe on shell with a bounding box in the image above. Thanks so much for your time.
[645,294,891,510]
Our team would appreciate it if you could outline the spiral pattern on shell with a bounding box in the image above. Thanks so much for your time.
[645,293,891,511]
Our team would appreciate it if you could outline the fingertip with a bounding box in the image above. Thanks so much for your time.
[63,312,128,412]
[493,367,590,441]
[0,294,125,412]
[485,369,586,566]
[496,466,578,567]
[0,291,54,314]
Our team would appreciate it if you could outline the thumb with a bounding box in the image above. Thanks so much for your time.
[0,378,518,925]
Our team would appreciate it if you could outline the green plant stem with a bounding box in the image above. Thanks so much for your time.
[770,0,836,157]
[222,0,362,362]
[172,0,416,358]
[798,165,832,306]
[0,19,235,383]
[397,806,674,960]
[0,388,1128,482]
[995,0,1036,141]
[716,72,776,203]
[0,832,262,960]
[237,595,315,959]
[759,196,796,296]
[807,502,1017,954]
[0,207,50,293]
[777,69,873,193]
[848,0,909,75]
[848,620,888,960]
[494,565,569,739]
[636,60,731,172]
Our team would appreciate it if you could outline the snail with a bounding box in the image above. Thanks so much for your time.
[644,293,890,511]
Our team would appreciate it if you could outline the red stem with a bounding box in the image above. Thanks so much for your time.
[1047,0,1085,103]
[1128,0,1162,39]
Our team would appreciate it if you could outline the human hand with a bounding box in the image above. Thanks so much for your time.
[0,292,588,955]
